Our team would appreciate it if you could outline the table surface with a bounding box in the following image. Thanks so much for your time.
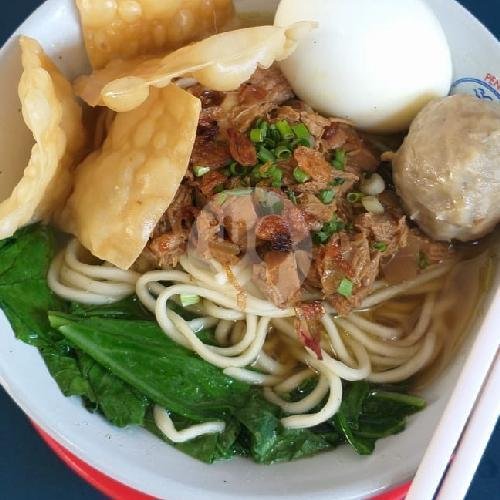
[0,1,499,499]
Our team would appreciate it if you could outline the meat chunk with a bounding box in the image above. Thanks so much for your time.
[294,146,333,183]
[275,106,301,123]
[227,128,257,166]
[299,111,331,143]
[240,66,294,106]
[192,209,221,258]
[197,170,227,197]
[318,232,380,315]
[166,185,196,232]
[222,195,258,249]
[148,230,188,268]
[152,185,196,239]
[298,192,335,231]
[253,251,302,307]
[355,212,408,256]
[411,230,453,265]
[341,127,380,176]
[226,66,294,131]
[321,122,349,151]
[190,137,232,169]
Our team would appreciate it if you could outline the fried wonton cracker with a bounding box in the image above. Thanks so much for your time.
[0,36,85,239]
[61,84,200,269]
[75,22,315,112]
[76,0,235,69]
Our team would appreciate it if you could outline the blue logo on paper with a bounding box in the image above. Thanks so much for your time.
[450,77,500,101]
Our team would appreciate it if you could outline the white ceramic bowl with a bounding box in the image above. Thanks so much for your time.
[0,1,499,498]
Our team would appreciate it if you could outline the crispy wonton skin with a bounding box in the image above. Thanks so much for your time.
[74,22,315,112]
[76,0,235,69]
[61,84,201,269]
[0,36,85,240]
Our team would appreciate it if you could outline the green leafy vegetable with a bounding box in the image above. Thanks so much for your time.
[144,410,242,464]
[69,295,152,320]
[41,341,95,399]
[49,313,251,422]
[77,352,149,427]
[331,382,426,455]
[236,391,334,464]
[0,224,65,348]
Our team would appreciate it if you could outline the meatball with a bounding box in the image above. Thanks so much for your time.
[393,95,500,241]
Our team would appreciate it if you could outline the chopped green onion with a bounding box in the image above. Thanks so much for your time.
[331,177,346,186]
[229,162,246,176]
[259,120,269,135]
[250,164,264,181]
[331,149,347,170]
[275,120,295,141]
[193,165,210,177]
[293,167,310,184]
[312,216,345,244]
[274,144,292,160]
[258,163,283,186]
[318,189,335,204]
[269,166,283,188]
[287,189,298,205]
[347,192,364,203]
[293,137,313,148]
[292,123,311,140]
[179,294,201,307]
[418,251,430,270]
[257,146,276,163]
[337,278,353,298]
[263,138,276,149]
[269,124,281,143]
[373,242,388,252]
[258,163,273,178]
[250,128,265,143]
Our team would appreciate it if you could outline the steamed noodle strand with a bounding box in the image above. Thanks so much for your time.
[49,239,450,440]
[153,406,225,443]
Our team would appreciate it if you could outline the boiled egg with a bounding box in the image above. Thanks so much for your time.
[275,0,453,133]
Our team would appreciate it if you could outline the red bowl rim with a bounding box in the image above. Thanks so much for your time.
[33,423,411,500]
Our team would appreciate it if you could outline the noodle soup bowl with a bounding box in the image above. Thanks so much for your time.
[0,0,499,498]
